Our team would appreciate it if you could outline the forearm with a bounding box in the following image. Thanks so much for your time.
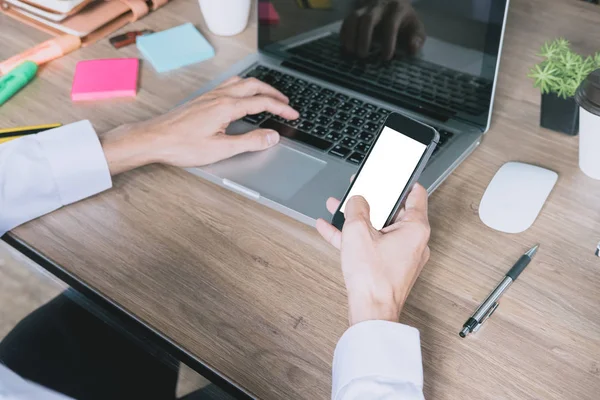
[100,121,161,176]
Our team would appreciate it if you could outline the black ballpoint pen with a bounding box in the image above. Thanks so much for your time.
[459,244,539,338]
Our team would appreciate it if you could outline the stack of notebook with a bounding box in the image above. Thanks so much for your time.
[0,0,172,46]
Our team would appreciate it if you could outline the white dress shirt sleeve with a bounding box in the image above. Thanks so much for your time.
[0,364,73,400]
[0,120,112,237]
[332,320,425,400]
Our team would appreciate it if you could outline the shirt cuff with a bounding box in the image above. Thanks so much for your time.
[332,320,423,399]
[36,120,112,205]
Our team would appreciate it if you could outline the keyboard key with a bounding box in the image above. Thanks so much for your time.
[243,112,268,125]
[329,145,352,158]
[347,152,365,164]
[287,118,300,126]
[321,88,335,96]
[365,112,381,121]
[358,132,375,142]
[281,74,295,82]
[245,69,266,79]
[315,115,331,126]
[322,106,337,117]
[335,93,349,101]
[342,126,359,137]
[308,102,323,112]
[364,103,377,111]
[263,75,278,85]
[336,112,351,122]
[355,141,371,153]
[341,137,357,148]
[308,83,320,91]
[325,97,341,106]
[313,92,327,101]
[312,125,328,136]
[340,102,354,111]
[301,110,318,121]
[260,119,333,151]
[363,122,379,133]
[298,121,315,131]
[350,117,365,127]
[350,98,363,106]
[272,81,289,91]
[330,121,345,131]
[355,107,368,117]
[325,131,343,142]
[295,97,309,107]
[301,89,315,98]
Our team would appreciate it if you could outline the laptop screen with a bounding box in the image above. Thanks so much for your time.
[258,0,509,128]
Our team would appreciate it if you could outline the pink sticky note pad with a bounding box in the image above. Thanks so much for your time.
[259,1,279,25]
[71,58,139,101]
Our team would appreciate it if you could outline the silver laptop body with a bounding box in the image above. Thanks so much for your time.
[185,0,510,226]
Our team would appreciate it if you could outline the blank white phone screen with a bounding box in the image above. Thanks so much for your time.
[340,126,427,229]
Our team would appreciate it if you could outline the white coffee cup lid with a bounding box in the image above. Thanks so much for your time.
[576,69,600,116]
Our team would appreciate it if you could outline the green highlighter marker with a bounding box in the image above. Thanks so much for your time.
[0,61,38,106]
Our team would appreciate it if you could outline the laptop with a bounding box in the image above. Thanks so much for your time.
[185,0,510,226]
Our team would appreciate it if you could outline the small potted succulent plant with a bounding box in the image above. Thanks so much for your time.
[528,38,600,135]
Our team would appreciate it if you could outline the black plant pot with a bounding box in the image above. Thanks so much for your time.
[540,93,579,135]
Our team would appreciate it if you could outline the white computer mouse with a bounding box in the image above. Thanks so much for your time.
[479,162,558,233]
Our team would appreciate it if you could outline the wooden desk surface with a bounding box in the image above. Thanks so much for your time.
[2,0,600,399]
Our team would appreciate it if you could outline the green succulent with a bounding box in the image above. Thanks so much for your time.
[529,38,600,99]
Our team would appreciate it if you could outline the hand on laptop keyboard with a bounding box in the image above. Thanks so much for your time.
[340,0,426,60]
[109,75,299,170]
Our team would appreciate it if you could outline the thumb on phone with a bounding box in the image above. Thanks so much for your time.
[344,195,373,227]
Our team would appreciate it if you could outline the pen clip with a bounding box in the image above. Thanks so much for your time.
[473,302,499,333]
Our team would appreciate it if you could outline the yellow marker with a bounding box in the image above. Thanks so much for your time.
[0,123,61,144]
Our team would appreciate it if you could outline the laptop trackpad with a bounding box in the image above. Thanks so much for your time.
[205,145,326,201]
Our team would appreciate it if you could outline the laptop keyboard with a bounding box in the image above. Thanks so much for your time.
[241,65,454,165]
[287,33,492,117]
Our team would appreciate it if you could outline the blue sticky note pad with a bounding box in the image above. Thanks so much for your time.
[137,23,215,73]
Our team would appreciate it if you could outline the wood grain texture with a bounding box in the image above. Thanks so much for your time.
[2,0,600,399]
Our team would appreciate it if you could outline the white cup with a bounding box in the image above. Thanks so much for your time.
[575,69,600,180]
[579,107,600,180]
[199,0,251,37]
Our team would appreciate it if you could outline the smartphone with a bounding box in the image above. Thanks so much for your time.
[332,113,439,230]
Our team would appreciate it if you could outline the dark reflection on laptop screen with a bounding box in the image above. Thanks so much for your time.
[258,0,508,126]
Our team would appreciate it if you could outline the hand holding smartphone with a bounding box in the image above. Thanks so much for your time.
[332,112,439,230]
